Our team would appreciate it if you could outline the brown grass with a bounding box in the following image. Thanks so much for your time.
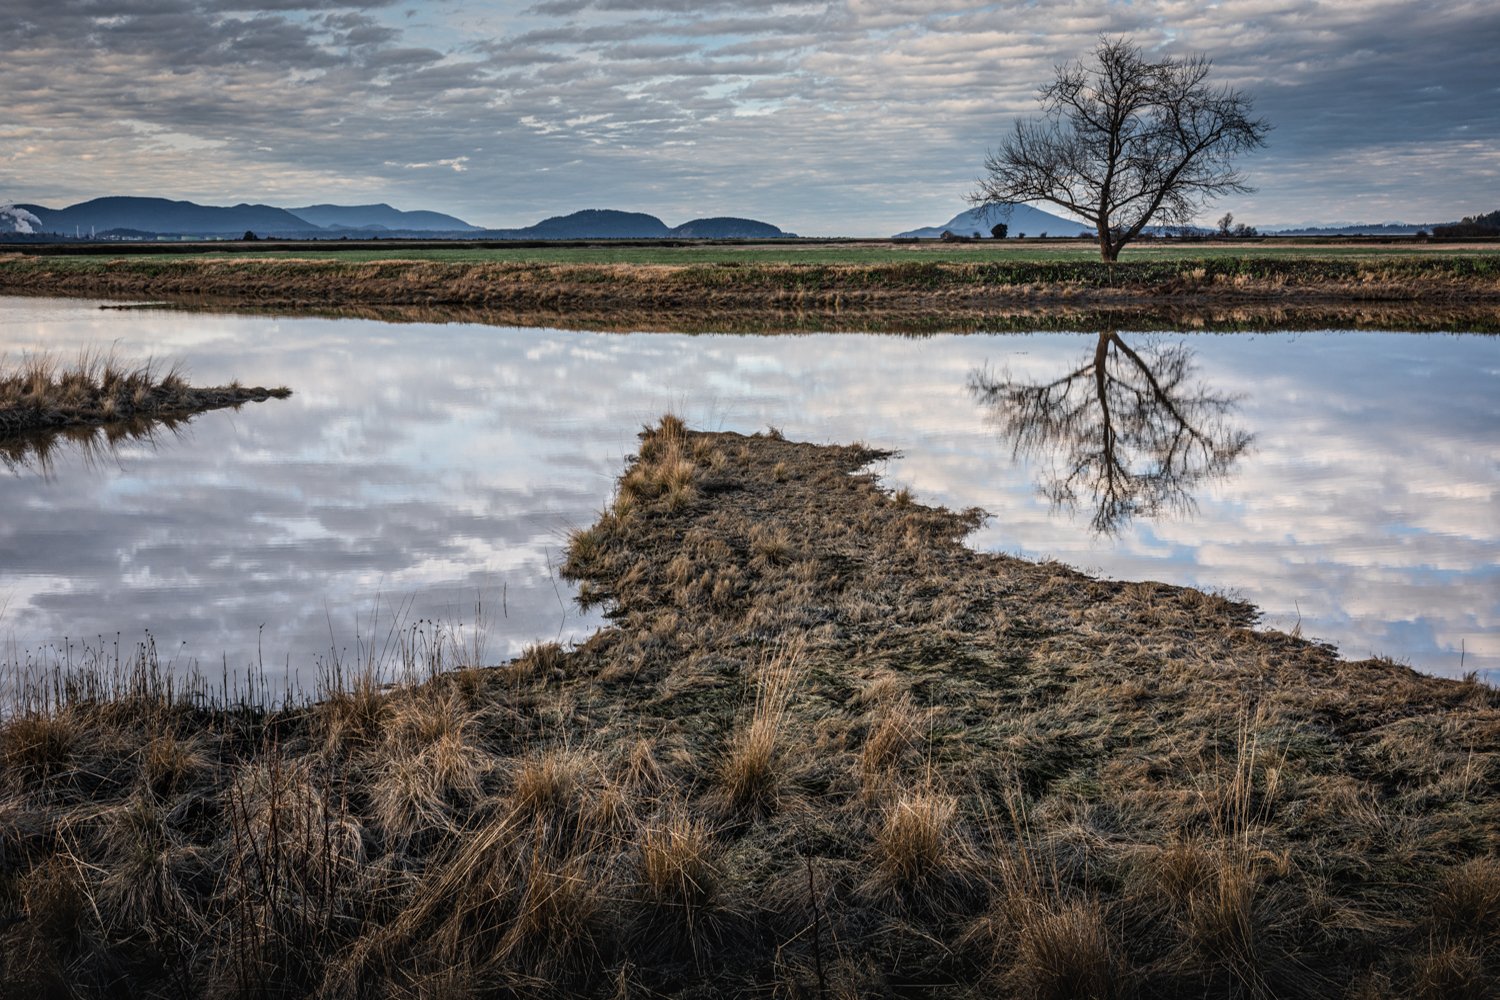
[3,254,1500,320]
[1,417,1497,997]
[716,644,801,815]
[0,349,290,468]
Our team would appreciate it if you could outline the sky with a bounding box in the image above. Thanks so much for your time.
[3,0,1497,235]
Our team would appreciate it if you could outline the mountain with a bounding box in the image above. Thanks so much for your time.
[475,209,793,240]
[894,204,1093,239]
[478,209,672,240]
[288,203,478,231]
[667,217,788,238]
[17,197,315,236]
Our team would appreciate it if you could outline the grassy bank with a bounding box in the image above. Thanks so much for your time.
[2,251,1498,315]
[115,298,1500,336]
[10,239,1500,266]
[0,352,290,442]
[2,419,1495,998]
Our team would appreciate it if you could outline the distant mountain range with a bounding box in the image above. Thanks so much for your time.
[1264,222,1444,236]
[478,210,790,240]
[287,203,479,232]
[894,205,1094,239]
[0,197,793,240]
[899,206,1494,239]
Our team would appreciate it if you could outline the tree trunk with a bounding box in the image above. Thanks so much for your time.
[1097,223,1120,262]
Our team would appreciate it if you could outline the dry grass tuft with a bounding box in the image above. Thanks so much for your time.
[640,808,717,917]
[859,693,921,787]
[510,747,589,820]
[0,712,77,787]
[371,731,490,851]
[311,672,389,754]
[514,640,567,681]
[716,645,800,815]
[869,789,961,894]
[1431,856,1500,942]
[749,524,793,567]
[1408,941,1491,1000]
[139,732,211,797]
[1009,898,1125,1000]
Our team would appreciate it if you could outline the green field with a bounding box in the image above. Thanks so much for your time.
[17,240,1500,267]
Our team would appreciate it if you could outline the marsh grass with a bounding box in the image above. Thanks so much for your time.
[0,350,290,463]
[715,643,801,816]
[3,253,1498,323]
[0,417,1496,997]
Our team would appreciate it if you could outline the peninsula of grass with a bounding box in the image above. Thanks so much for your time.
[3,418,1496,998]
[2,247,1498,316]
[0,352,291,440]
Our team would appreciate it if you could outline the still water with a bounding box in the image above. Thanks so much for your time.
[2,297,1496,685]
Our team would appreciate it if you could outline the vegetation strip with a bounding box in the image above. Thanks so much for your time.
[3,418,1496,996]
[102,298,1500,335]
[0,352,291,439]
[2,252,1499,312]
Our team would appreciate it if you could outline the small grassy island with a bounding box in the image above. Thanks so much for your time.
[0,352,290,439]
[1,418,1495,997]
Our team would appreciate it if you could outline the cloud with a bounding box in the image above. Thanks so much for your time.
[0,1,1496,231]
[390,156,471,172]
[0,203,43,233]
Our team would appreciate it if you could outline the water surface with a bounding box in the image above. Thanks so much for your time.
[2,297,1496,686]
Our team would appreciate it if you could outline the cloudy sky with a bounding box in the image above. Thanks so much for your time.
[3,0,1497,234]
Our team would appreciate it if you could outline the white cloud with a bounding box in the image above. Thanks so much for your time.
[0,1,1496,231]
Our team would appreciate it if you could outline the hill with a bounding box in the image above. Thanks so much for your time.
[480,209,672,240]
[895,204,1093,238]
[17,197,315,236]
[478,210,791,240]
[288,203,478,232]
[667,217,788,238]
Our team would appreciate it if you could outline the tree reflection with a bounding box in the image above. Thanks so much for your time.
[969,331,1252,534]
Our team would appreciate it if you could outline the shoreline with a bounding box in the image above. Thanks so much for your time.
[3,421,1495,995]
[3,253,1499,316]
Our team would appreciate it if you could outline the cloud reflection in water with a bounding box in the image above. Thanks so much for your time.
[1,299,1495,683]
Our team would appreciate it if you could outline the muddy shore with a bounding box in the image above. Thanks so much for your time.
[2,421,1495,997]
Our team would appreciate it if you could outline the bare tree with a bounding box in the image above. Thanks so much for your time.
[974,37,1269,261]
[968,331,1252,534]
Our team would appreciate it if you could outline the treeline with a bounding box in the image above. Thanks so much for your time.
[1434,209,1500,237]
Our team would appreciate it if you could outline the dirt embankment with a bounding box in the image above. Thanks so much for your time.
[2,420,1496,997]
[3,253,1500,314]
